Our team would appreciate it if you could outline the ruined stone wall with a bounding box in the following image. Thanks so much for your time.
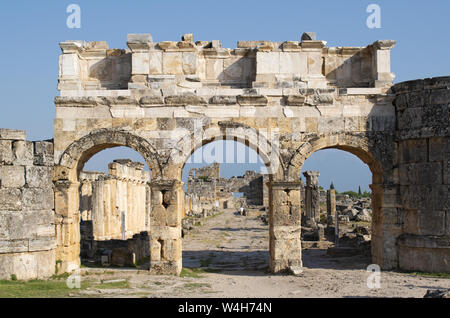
[192,162,220,180]
[392,77,450,272]
[58,33,394,92]
[0,129,55,280]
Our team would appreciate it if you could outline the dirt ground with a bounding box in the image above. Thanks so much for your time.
[74,209,450,298]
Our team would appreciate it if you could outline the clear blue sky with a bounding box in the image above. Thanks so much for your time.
[0,1,448,192]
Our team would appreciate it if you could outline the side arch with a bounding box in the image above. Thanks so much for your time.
[287,132,400,269]
[57,129,162,180]
[287,133,383,183]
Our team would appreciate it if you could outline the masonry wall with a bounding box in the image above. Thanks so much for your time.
[393,77,450,273]
[0,129,55,280]
[58,34,395,92]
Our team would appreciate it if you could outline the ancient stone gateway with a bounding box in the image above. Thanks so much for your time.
[1,32,448,279]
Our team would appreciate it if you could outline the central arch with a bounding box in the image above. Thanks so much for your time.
[167,121,284,180]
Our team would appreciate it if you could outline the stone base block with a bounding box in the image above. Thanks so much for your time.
[398,235,450,273]
[149,259,182,275]
[0,249,55,280]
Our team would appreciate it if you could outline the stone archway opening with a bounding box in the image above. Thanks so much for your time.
[297,145,384,270]
[53,130,160,274]
[78,147,152,269]
[180,139,272,274]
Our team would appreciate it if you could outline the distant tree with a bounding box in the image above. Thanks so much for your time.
[358,186,362,196]
[362,190,371,198]
[341,191,359,198]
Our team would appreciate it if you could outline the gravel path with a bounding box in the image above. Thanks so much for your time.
[78,209,450,298]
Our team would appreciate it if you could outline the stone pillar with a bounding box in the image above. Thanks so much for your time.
[268,181,302,274]
[91,179,105,240]
[149,180,183,275]
[58,41,85,90]
[127,34,152,89]
[303,171,320,227]
[145,183,151,231]
[300,37,327,88]
[326,188,336,225]
[54,180,80,273]
[371,40,396,88]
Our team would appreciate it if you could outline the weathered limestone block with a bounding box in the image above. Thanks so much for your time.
[256,52,279,74]
[0,239,29,254]
[279,52,307,75]
[398,235,450,273]
[0,129,26,140]
[0,140,13,165]
[0,166,25,188]
[34,141,54,166]
[182,52,198,75]
[284,95,306,106]
[164,94,207,106]
[0,250,56,280]
[148,50,163,74]
[398,139,428,164]
[0,188,22,211]
[25,166,52,188]
[209,95,237,105]
[399,162,442,185]
[13,140,33,165]
[282,41,301,51]
[163,52,183,75]
[54,96,98,107]
[22,188,54,210]
[127,34,152,80]
[237,95,268,106]
[139,95,164,106]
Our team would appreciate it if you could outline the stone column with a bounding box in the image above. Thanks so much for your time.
[301,36,327,89]
[54,180,81,273]
[326,188,336,225]
[127,34,152,89]
[58,41,85,91]
[145,183,151,231]
[268,181,302,274]
[371,40,396,88]
[149,180,183,275]
[91,179,105,240]
[303,171,320,227]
